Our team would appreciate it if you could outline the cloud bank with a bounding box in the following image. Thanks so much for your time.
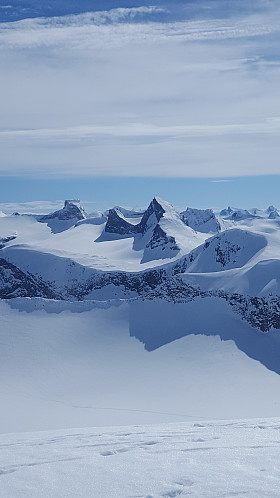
[1,4,280,177]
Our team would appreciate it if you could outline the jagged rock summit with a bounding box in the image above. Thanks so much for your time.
[104,197,167,237]
[38,199,86,233]
[103,197,199,263]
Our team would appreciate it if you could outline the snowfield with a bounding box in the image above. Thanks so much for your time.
[1,298,280,434]
[1,418,280,497]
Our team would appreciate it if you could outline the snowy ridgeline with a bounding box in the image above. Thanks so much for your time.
[1,418,280,498]
[0,197,280,336]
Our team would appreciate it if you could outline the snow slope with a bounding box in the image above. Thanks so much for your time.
[1,298,280,434]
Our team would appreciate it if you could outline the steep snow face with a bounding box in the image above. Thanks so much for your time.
[38,200,86,233]
[180,207,221,233]
[188,229,267,273]
[138,197,203,263]
[242,259,280,296]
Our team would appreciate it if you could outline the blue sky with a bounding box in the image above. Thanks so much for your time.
[0,1,280,210]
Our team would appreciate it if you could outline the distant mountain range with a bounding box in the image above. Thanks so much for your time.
[1,197,279,345]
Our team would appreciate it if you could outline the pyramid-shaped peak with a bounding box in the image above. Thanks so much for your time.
[38,200,86,232]
[61,200,86,219]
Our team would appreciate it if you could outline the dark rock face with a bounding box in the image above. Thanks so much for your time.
[146,225,179,252]
[37,200,87,233]
[141,225,180,263]
[0,258,58,299]
[104,198,166,237]
[104,209,138,235]
[138,198,165,235]
[39,200,86,222]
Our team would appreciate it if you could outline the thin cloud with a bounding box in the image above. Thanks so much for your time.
[0,200,63,214]
[211,180,234,183]
[1,4,280,178]
[0,11,279,50]
[1,119,280,141]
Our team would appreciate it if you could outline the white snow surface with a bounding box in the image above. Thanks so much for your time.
[1,298,280,434]
[1,418,280,497]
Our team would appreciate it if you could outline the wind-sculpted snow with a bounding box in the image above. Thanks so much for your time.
[1,419,280,498]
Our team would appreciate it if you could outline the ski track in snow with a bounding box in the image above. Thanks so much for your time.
[1,419,280,497]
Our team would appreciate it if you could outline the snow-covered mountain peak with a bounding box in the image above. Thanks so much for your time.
[180,207,221,233]
[266,205,277,214]
[38,199,86,233]
[62,199,87,218]
[266,205,280,219]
